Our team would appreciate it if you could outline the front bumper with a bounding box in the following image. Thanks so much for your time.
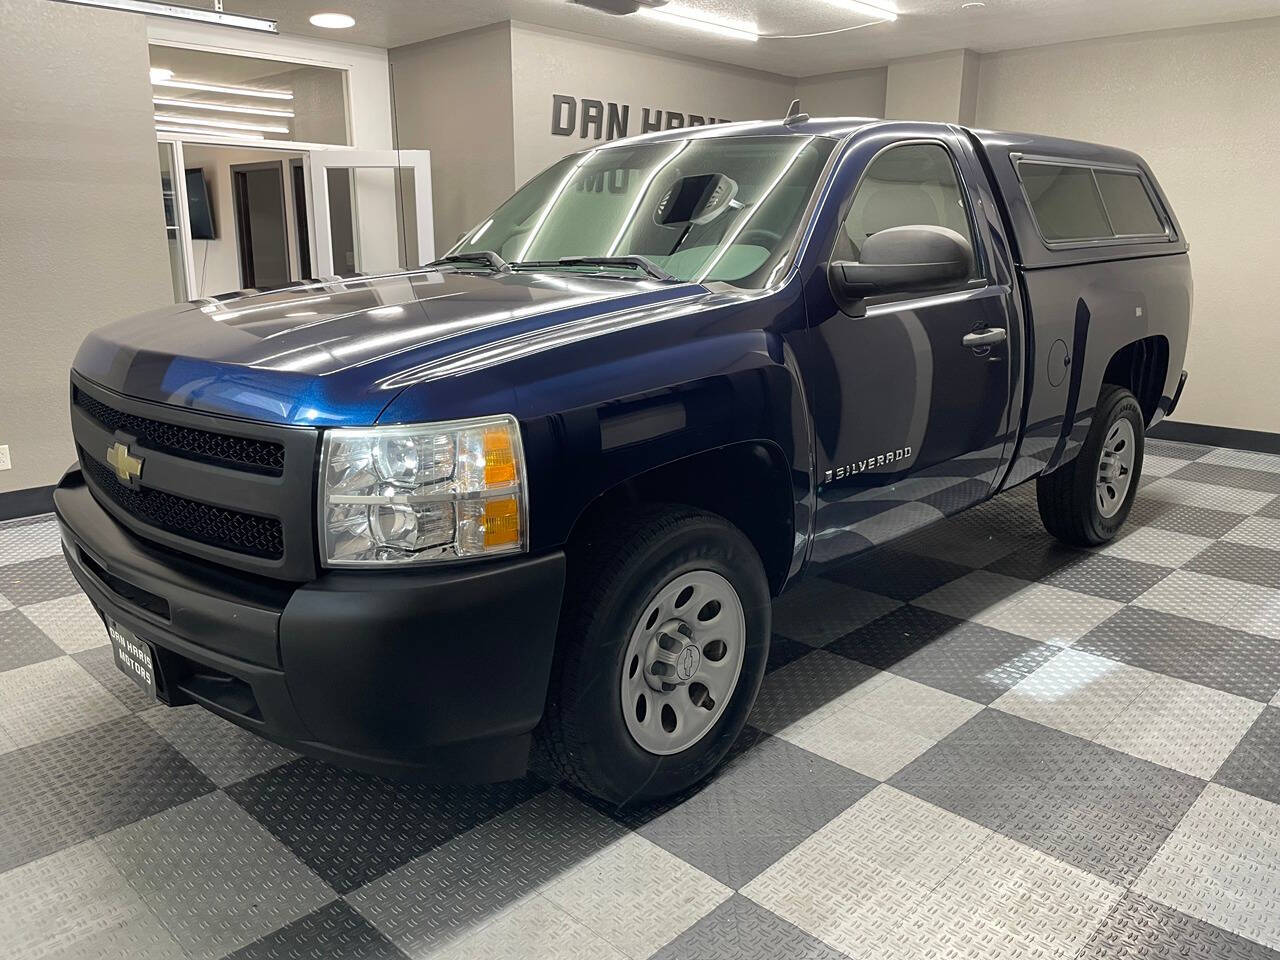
[54,469,567,782]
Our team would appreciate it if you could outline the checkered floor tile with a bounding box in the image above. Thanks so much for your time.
[3,440,1280,959]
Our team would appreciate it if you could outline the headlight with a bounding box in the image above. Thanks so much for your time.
[319,415,526,566]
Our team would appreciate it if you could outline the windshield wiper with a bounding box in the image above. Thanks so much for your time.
[425,251,510,272]
[510,255,675,282]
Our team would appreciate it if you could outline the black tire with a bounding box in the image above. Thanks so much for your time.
[1037,384,1145,546]
[537,505,771,805]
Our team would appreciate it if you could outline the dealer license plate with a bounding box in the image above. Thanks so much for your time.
[107,619,157,701]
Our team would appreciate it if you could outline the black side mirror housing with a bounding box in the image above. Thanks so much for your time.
[828,225,974,317]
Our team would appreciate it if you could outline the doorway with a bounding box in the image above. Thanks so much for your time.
[231,162,290,290]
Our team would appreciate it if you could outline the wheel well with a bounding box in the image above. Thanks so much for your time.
[1103,336,1168,426]
[566,442,795,596]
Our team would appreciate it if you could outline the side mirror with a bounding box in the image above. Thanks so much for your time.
[828,225,974,317]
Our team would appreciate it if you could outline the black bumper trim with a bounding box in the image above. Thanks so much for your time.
[55,468,568,782]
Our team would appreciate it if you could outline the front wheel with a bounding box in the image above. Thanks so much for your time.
[537,505,771,805]
[1037,383,1145,546]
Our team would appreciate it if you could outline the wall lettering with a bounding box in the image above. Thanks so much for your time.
[552,94,730,142]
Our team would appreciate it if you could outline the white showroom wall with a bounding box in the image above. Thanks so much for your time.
[975,16,1280,434]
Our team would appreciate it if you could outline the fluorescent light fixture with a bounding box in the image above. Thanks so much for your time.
[309,12,355,28]
[637,4,758,41]
[156,124,264,140]
[51,0,277,32]
[153,77,294,101]
[154,112,290,133]
[829,0,899,18]
[153,97,295,118]
[149,67,174,82]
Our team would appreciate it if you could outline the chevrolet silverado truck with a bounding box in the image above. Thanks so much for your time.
[56,116,1190,804]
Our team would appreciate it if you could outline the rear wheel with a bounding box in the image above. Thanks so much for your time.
[1037,384,1145,546]
[538,505,770,805]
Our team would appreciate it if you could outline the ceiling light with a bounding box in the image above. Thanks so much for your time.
[153,113,290,133]
[155,125,264,140]
[152,77,293,101]
[961,1,985,6]
[149,67,174,82]
[309,12,355,28]
[636,4,758,41]
[829,0,899,19]
[51,0,276,32]
[153,97,294,118]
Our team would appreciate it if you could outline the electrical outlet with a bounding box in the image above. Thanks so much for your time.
[0,445,10,471]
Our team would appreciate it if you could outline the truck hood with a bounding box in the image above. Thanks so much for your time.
[73,268,705,426]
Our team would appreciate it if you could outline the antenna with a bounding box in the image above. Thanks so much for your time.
[783,98,809,126]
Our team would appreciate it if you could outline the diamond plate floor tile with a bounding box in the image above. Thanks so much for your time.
[771,577,902,648]
[1261,496,1280,520]
[875,831,1122,960]
[891,710,1204,885]
[1127,496,1249,539]
[0,715,214,872]
[993,649,1156,740]
[822,547,973,601]
[986,543,1171,602]
[1142,477,1276,515]
[1141,453,1192,478]
[0,554,82,605]
[1134,570,1280,640]
[1077,605,1280,702]
[785,675,982,781]
[1185,541,1280,590]
[747,648,890,738]
[140,704,299,787]
[541,832,733,960]
[1146,439,1213,460]
[1215,707,1280,805]
[0,839,184,960]
[913,569,1034,622]
[1093,525,1214,567]
[1199,448,1280,473]
[227,757,547,894]
[829,605,1059,705]
[0,656,129,749]
[892,516,1030,569]
[1170,461,1280,495]
[98,791,335,960]
[431,896,628,960]
[17,592,107,654]
[1078,891,1280,960]
[1135,784,1280,950]
[741,786,988,957]
[1095,675,1265,779]
[624,732,876,888]
[0,518,63,566]
[0,607,63,672]
[350,788,628,957]
[650,893,854,960]
[73,643,158,712]
[1225,516,1280,551]
[765,634,813,673]
[224,900,408,960]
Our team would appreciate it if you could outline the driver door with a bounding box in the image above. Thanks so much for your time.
[798,136,1015,565]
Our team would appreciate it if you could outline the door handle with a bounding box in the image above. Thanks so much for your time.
[963,328,1007,350]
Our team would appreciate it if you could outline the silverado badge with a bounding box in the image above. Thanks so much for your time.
[106,441,144,484]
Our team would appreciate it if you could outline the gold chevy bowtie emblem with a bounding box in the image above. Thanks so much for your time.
[106,442,143,484]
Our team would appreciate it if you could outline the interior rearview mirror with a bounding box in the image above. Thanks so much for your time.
[828,225,974,317]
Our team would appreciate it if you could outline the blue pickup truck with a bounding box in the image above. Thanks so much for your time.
[56,115,1190,803]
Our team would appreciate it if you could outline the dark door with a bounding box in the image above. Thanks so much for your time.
[232,162,290,290]
[799,137,1015,565]
[291,161,312,278]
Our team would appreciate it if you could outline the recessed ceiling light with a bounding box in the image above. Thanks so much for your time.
[155,125,265,140]
[636,4,758,41]
[152,77,294,101]
[829,0,899,19]
[153,97,295,118]
[153,113,291,134]
[309,12,355,28]
[149,66,174,82]
[961,1,986,7]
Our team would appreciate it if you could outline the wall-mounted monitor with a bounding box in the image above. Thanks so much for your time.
[185,168,216,240]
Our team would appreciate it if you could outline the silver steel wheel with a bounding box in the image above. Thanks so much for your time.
[1096,418,1136,518]
[620,570,746,756]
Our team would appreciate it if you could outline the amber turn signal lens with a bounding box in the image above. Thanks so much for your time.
[483,497,520,547]
[483,428,517,486]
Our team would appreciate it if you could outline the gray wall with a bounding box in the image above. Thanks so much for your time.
[0,0,172,494]
[794,67,887,120]
[389,23,516,253]
[976,17,1280,433]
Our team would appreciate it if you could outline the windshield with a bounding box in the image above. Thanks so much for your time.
[450,135,836,289]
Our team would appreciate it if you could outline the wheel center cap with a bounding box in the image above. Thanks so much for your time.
[676,645,700,681]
